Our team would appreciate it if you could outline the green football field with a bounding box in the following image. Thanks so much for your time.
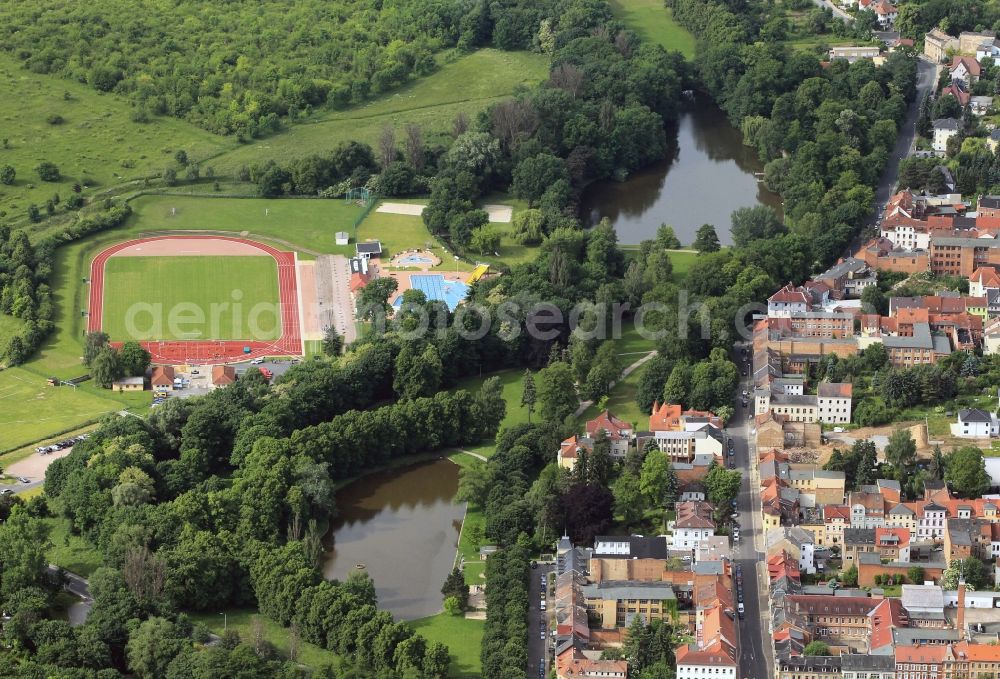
[101,256,281,341]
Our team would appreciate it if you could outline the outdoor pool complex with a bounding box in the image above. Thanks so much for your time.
[394,274,469,311]
[397,253,436,265]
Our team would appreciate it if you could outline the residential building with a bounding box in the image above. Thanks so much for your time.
[894,644,946,679]
[969,267,1000,297]
[951,408,999,438]
[672,501,716,552]
[917,501,948,541]
[959,31,997,55]
[874,527,911,562]
[675,641,737,679]
[849,488,886,529]
[977,37,1000,65]
[557,435,594,470]
[778,656,842,679]
[780,595,880,643]
[585,410,633,459]
[814,258,877,297]
[841,654,895,679]
[769,284,811,316]
[843,528,876,564]
[933,118,960,153]
[870,0,897,27]
[824,505,851,545]
[766,527,817,573]
[924,28,959,63]
[557,657,628,679]
[818,382,853,423]
[581,581,677,628]
[940,82,971,108]
[929,234,1000,277]
[949,56,982,86]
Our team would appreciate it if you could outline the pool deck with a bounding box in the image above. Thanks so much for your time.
[387,249,441,269]
[386,270,469,311]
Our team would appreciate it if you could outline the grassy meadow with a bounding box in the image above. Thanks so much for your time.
[209,50,550,175]
[607,0,696,58]
[0,53,231,225]
[408,613,485,678]
[101,256,281,342]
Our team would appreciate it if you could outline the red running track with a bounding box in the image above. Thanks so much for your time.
[88,236,303,365]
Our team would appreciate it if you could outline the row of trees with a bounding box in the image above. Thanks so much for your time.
[2,203,132,366]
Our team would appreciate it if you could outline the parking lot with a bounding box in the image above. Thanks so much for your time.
[152,359,298,405]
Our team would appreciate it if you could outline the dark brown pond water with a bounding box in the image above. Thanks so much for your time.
[322,458,465,620]
[580,95,783,246]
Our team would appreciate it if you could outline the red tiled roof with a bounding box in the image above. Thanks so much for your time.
[824,505,851,522]
[817,382,852,398]
[650,401,682,431]
[971,267,1000,288]
[895,644,948,664]
[769,283,810,305]
[951,56,982,77]
[586,410,632,440]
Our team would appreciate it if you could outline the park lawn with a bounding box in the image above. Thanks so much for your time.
[447,452,488,585]
[42,516,103,577]
[101,256,281,342]
[668,249,699,282]
[0,368,142,454]
[188,608,341,670]
[127,194,365,255]
[577,362,648,428]
[210,49,550,175]
[607,0,696,58]
[612,322,657,356]
[408,613,485,679]
[455,368,534,432]
[360,208,470,273]
[0,52,231,227]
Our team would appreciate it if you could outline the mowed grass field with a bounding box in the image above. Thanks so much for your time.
[128,194,364,255]
[211,49,550,174]
[607,0,696,58]
[101,256,281,342]
[0,367,138,453]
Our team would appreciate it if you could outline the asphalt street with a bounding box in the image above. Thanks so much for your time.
[530,562,554,678]
[868,59,939,227]
[731,344,771,679]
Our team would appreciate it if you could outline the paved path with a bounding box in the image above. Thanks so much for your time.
[572,351,658,418]
[451,448,487,462]
[46,564,92,626]
[812,0,853,23]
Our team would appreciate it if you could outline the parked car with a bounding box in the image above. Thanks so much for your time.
[17,477,30,484]
[0,489,14,496]
[738,603,745,618]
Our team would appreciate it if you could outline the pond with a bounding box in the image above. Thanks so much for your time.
[322,457,465,620]
[580,95,783,246]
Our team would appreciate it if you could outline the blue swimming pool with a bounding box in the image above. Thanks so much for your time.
[393,274,469,311]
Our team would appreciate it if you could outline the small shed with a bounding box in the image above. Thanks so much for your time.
[112,376,145,392]
[356,241,382,259]
[335,231,350,246]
